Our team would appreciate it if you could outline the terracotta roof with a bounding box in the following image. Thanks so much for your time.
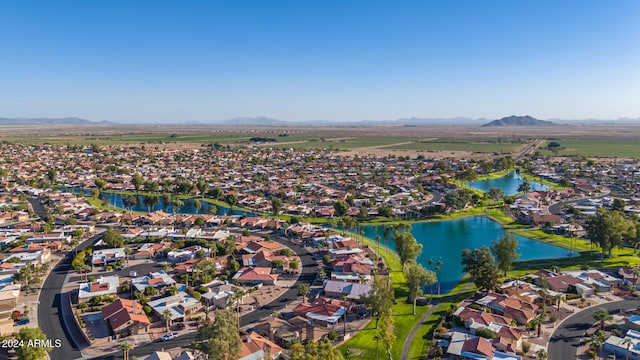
[461,337,494,358]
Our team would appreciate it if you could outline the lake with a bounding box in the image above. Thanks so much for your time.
[60,189,253,217]
[467,170,549,195]
[362,216,572,294]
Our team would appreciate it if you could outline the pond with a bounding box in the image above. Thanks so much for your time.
[60,189,254,217]
[467,170,549,195]
[361,216,572,294]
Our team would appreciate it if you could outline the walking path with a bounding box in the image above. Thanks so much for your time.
[400,281,475,360]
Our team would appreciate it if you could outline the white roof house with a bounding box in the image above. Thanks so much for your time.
[132,271,176,292]
[605,329,640,360]
[92,248,126,266]
[78,275,120,300]
[147,292,201,321]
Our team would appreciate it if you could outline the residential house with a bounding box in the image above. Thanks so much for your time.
[233,267,278,286]
[101,298,150,335]
[131,271,176,292]
[475,293,538,326]
[78,275,120,302]
[147,292,201,321]
[239,332,284,360]
[293,297,351,327]
[92,248,126,267]
[323,280,372,301]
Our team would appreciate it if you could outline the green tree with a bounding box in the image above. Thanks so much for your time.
[491,233,521,275]
[488,188,504,201]
[143,194,159,213]
[94,178,107,194]
[192,308,241,360]
[132,172,144,193]
[392,231,423,271]
[517,180,531,194]
[224,194,238,211]
[270,196,283,215]
[193,199,202,214]
[196,177,209,198]
[405,262,437,315]
[103,227,124,248]
[380,312,395,360]
[15,327,52,360]
[333,200,349,218]
[171,198,184,216]
[586,208,634,256]
[461,246,501,291]
[122,194,137,212]
[362,274,394,329]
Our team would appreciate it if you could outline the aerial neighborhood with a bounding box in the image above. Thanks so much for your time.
[1,139,640,360]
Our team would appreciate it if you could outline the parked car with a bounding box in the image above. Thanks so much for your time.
[176,322,186,330]
[160,332,178,342]
[15,319,30,326]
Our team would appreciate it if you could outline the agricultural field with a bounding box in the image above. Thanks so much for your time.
[385,138,523,153]
[539,139,640,158]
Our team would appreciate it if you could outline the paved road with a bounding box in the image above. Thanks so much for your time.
[27,197,48,219]
[67,235,316,360]
[39,234,101,360]
[549,299,637,360]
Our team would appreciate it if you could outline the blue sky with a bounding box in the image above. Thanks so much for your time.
[1,1,639,123]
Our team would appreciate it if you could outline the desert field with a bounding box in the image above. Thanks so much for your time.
[1,123,639,159]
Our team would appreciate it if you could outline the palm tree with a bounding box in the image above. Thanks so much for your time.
[374,333,381,360]
[342,295,349,337]
[593,308,612,331]
[623,337,633,360]
[298,283,310,304]
[119,341,133,360]
[162,309,172,332]
[589,330,605,360]
[535,348,548,360]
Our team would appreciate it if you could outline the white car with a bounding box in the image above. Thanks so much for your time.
[160,332,178,342]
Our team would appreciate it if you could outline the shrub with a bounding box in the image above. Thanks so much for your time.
[77,302,88,309]
[327,331,339,341]
[474,327,497,339]
[143,306,152,315]
[88,276,95,283]
[566,293,582,301]
[521,341,531,354]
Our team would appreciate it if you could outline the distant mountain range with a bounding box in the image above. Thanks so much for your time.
[1,115,638,127]
[0,117,115,125]
[481,115,556,127]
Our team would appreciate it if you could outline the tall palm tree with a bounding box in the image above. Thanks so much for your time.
[298,283,310,304]
[593,308,612,331]
[162,309,172,332]
[623,337,633,360]
[342,295,349,337]
[119,341,133,360]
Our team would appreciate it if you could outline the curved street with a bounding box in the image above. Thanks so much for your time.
[39,233,101,360]
[39,231,317,360]
[548,299,637,360]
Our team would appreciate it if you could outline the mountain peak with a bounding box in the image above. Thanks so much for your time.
[481,115,555,127]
